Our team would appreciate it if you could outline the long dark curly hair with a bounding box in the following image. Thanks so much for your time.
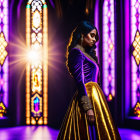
[66,21,99,64]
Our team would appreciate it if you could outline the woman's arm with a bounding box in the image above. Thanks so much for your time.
[68,48,95,124]
[68,48,87,96]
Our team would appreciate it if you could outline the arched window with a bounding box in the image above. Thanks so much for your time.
[0,0,9,119]
[26,0,48,125]
[103,0,115,101]
[131,0,140,117]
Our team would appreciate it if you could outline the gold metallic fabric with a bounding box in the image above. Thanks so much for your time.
[57,82,121,140]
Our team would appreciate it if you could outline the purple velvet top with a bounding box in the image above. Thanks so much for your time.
[68,47,99,96]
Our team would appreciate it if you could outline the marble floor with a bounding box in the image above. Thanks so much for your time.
[0,126,140,140]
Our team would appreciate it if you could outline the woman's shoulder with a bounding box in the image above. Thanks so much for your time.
[68,46,84,63]
[69,45,84,56]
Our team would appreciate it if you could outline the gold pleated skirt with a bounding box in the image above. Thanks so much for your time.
[57,82,121,140]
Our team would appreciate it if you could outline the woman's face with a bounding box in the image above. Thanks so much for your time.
[83,29,97,47]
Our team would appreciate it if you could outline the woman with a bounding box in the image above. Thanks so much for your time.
[57,21,121,140]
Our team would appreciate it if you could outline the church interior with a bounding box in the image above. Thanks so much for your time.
[0,0,140,139]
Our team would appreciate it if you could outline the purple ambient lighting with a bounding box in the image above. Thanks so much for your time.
[0,0,8,119]
[103,0,115,99]
[0,79,4,85]
[94,0,99,58]
[137,78,140,84]
[0,126,59,139]
[131,0,140,109]
[135,2,139,8]
[17,0,24,18]
[49,0,55,8]
[108,58,112,63]
[108,11,111,17]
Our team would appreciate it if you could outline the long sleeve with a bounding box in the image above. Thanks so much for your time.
[68,48,87,96]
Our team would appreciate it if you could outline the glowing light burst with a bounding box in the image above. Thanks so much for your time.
[6,0,63,124]
[103,0,115,101]
[27,49,42,66]
[26,0,48,125]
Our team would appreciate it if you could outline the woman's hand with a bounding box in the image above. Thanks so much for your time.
[86,109,95,125]
[80,95,94,125]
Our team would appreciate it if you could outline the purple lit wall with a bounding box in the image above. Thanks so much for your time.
[131,0,140,111]
[94,0,99,57]
[103,0,115,101]
[0,0,9,119]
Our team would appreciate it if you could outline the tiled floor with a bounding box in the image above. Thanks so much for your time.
[0,126,140,140]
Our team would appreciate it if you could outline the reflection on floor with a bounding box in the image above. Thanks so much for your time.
[119,128,140,140]
[0,126,140,140]
[0,126,59,140]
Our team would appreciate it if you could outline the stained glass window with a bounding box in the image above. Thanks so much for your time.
[0,0,9,119]
[26,0,48,125]
[103,0,115,101]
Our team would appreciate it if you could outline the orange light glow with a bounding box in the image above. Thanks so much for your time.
[26,0,48,125]
[43,3,48,124]
[107,93,113,101]
[26,5,31,125]
[134,102,140,117]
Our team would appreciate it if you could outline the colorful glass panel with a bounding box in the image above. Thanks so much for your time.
[131,1,140,117]
[103,0,115,101]
[26,0,48,125]
[0,0,8,119]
